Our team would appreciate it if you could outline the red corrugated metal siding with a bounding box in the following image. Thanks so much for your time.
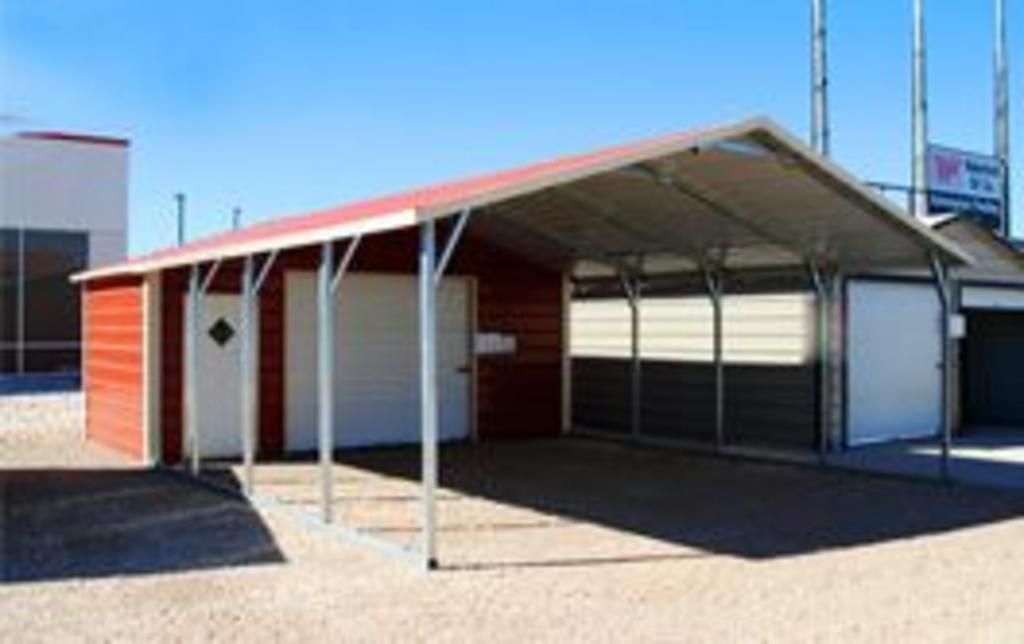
[84,276,145,459]
[157,225,562,463]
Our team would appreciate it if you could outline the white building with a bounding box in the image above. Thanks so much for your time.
[0,131,129,375]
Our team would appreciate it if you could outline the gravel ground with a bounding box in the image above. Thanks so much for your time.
[2,393,1024,643]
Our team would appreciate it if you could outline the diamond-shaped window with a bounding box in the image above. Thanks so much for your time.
[208,318,236,347]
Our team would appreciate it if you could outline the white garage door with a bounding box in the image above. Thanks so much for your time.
[285,272,472,451]
[847,280,942,445]
[185,293,245,458]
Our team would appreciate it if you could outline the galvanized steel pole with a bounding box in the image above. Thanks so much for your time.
[912,0,930,218]
[186,265,201,475]
[930,256,953,481]
[419,220,439,570]
[240,255,257,496]
[809,263,832,460]
[995,0,1011,236]
[811,0,830,156]
[317,241,335,523]
[629,279,641,438]
[175,193,186,246]
[704,270,725,451]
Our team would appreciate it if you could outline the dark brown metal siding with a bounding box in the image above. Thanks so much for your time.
[572,358,815,448]
[962,311,1024,427]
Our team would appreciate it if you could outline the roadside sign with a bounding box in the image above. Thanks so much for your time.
[926,144,1005,228]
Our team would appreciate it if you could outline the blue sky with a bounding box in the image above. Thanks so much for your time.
[2,0,1021,254]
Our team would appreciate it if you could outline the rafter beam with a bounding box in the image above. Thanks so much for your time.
[435,209,471,284]
[330,235,362,294]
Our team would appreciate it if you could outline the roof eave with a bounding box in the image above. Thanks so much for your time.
[72,207,421,282]
[748,121,974,268]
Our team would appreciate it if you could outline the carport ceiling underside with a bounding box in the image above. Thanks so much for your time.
[75,118,969,284]
[468,130,969,282]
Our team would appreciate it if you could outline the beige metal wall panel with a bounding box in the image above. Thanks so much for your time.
[639,298,713,361]
[571,294,814,365]
[569,299,632,358]
[722,295,814,366]
[571,292,817,448]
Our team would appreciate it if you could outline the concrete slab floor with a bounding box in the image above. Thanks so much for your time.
[830,429,1024,490]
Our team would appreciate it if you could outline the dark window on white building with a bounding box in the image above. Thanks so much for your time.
[0,228,89,374]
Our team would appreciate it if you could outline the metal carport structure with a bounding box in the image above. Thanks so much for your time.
[74,117,970,570]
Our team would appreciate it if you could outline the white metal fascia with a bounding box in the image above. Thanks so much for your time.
[71,207,421,282]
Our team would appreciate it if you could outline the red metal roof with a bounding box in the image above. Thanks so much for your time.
[75,117,971,282]
[80,122,730,281]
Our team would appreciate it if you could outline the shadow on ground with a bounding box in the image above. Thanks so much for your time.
[1,468,284,584]
[314,437,1024,565]
[7,437,1023,580]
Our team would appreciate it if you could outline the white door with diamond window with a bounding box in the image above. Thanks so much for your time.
[184,293,244,458]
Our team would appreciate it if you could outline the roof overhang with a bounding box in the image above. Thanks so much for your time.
[74,117,972,284]
[928,214,1024,265]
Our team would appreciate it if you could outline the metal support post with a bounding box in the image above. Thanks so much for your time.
[631,281,641,437]
[703,269,725,450]
[930,255,953,481]
[317,241,336,522]
[240,256,257,496]
[419,219,439,570]
[809,262,832,461]
[185,264,201,475]
[620,273,642,437]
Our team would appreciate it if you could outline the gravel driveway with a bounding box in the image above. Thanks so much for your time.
[2,393,1024,642]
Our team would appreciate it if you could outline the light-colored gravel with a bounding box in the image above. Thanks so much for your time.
[2,392,1024,643]
[0,392,113,469]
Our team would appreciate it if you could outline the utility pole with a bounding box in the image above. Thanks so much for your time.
[232,207,242,231]
[174,193,186,246]
[811,0,830,156]
[912,0,930,219]
[995,0,1011,236]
